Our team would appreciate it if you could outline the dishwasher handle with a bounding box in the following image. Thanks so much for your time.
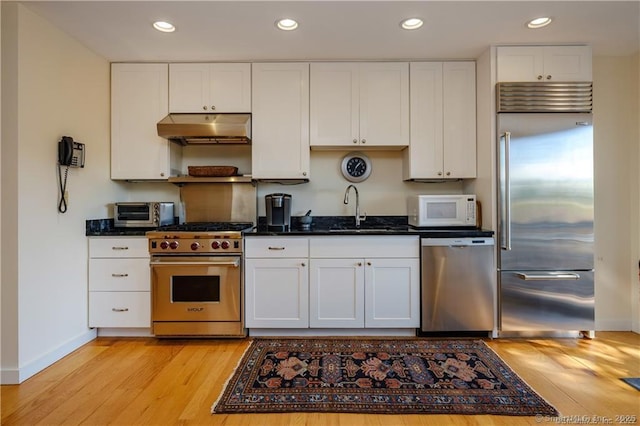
[421,237,495,247]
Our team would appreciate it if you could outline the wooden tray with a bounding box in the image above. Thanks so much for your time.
[187,166,238,177]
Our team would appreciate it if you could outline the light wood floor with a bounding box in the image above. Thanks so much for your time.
[1,332,639,425]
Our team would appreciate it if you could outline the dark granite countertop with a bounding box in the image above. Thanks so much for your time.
[86,219,152,236]
[87,216,494,238]
[250,216,494,238]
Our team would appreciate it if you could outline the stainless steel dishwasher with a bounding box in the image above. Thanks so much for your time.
[421,237,495,332]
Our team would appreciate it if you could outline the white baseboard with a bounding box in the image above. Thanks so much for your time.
[0,329,97,385]
[596,319,633,331]
[97,328,153,337]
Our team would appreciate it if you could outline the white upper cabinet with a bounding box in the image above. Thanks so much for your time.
[310,62,409,148]
[251,63,310,180]
[496,46,592,82]
[403,61,476,180]
[111,63,181,180]
[169,63,251,112]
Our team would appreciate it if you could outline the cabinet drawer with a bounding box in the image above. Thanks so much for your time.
[310,236,419,258]
[89,237,149,258]
[245,237,309,258]
[89,292,150,328]
[89,258,150,291]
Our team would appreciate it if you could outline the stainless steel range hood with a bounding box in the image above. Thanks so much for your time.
[157,113,251,145]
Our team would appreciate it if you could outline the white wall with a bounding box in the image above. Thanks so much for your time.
[634,52,640,334]
[0,3,132,384]
[593,56,638,331]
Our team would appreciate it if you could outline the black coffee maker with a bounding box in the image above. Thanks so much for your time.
[265,193,292,231]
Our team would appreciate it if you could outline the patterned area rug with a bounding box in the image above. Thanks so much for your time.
[212,338,559,416]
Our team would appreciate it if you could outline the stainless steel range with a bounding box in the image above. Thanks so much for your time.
[147,222,253,338]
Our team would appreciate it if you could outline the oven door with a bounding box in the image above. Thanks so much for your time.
[151,256,241,322]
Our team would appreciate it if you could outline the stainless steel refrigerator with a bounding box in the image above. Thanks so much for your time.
[496,82,595,335]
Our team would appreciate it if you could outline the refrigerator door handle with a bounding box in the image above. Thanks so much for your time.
[501,131,512,251]
[515,272,581,281]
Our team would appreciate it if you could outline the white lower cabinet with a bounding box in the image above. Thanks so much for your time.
[245,235,420,331]
[309,236,420,328]
[244,237,309,328]
[88,237,150,328]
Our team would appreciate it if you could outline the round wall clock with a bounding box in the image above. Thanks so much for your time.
[341,152,372,182]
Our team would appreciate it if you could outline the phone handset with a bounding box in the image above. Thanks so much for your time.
[57,136,85,213]
[58,136,85,167]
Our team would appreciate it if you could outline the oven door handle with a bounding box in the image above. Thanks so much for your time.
[150,259,240,268]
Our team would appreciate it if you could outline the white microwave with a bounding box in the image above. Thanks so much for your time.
[408,194,477,228]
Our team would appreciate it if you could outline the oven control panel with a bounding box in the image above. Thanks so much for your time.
[149,237,242,254]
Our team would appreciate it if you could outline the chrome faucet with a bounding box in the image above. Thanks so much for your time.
[343,184,367,228]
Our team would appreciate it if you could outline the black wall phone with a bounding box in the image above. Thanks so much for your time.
[57,136,85,213]
[58,136,85,168]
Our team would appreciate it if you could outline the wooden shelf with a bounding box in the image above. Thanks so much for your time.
[168,175,254,185]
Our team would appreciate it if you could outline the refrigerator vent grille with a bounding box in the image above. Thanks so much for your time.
[497,82,592,112]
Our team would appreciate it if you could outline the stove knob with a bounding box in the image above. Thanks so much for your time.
[160,241,169,250]
[211,241,220,250]
[221,240,230,249]
[169,241,179,250]
[190,242,200,251]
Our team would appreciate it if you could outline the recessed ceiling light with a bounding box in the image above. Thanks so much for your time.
[401,18,424,30]
[527,17,552,29]
[276,18,299,31]
[153,21,175,33]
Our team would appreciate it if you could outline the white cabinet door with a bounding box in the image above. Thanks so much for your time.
[310,62,409,148]
[309,258,365,328]
[251,63,310,180]
[111,63,178,180]
[359,62,409,147]
[442,61,476,179]
[404,62,443,179]
[245,258,309,328]
[89,258,150,291]
[404,62,476,180]
[169,63,251,112]
[497,46,592,82]
[89,292,151,328]
[364,258,420,328]
[310,63,358,147]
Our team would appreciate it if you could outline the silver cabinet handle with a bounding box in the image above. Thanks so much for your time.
[515,272,580,281]
[537,75,543,80]
[361,139,366,144]
[301,262,306,267]
[112,246,129,250]
[366,261,371,266]
[352,139,358,144]
[211,105,216,110]
[501,131,512,251]
[202,105,207,110]
[357,262,362,266]
[437,171,442,176]
[546,75,552,80]
[111,273,129,277]
[112,308,129,312]
[268,246,285,250]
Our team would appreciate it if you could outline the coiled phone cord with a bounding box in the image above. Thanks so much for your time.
[58,164,69,213]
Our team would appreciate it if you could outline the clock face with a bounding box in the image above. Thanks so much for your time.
[341,153,372,182]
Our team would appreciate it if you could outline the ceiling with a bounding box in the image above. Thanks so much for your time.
[21,1,640,62]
